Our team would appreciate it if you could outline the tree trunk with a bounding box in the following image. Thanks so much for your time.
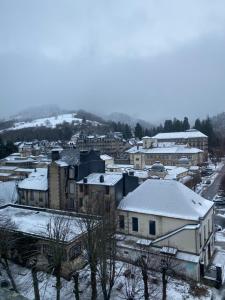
[141,268,149,300]
[73,272,80,300]
[2,258,18,293]
[90,265,97,300]
[31,268,40,300]
[55,266,61,300]
[162,270,167,300]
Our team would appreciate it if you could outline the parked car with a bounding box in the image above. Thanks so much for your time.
[213,197,225,206]
[205,179,211,185]
[218,189,225,197]
[215,224,222,231]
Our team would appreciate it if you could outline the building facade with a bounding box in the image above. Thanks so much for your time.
[127,137,204,167]
[152,129,208,159]
[117,179,214,281]
[76,172,139,216]
[75,134,127,158]
[48,149,105,210]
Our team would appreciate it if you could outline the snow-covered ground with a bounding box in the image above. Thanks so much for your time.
[0,261,213,300]
[1,113,100,132]
[0,180,18,206]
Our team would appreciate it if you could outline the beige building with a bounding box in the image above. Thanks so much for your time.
[152,129,208,160]
[117,179,214,280]
[127,137,204,167]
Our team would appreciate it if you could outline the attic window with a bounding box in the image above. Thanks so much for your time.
[192,200,196,204]
[198,202,202,206]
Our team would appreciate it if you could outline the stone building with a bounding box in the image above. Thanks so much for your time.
[75,134,127,157]
[48,149,105,210]
[76,172,139,216]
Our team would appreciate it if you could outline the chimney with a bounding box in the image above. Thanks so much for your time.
[51,150,60,161]
[83,177,88,183]
[99,175,104,183]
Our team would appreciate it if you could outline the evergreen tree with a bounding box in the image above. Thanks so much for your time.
[123,124,132,139]
[172,118,182,132]
[194,118,202,131]
[164,120,173,132]
[135,123,143,139]
[183,117,190,131]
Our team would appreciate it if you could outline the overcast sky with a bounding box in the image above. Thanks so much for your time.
[1,0,225,122]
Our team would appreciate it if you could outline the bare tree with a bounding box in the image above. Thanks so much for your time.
[119,264,142,300]
[15,235,41,300]
[97,217,122,300]
[0,215,18,292]
[158,252,178,300]
[45,215,71,300]
[72,271,80,300]
[136,254,152,300]
[78,215,100,300]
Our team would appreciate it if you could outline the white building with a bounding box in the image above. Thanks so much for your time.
[18,168,48,207]
[127,138,204,167]
[152,129,208,159]
[117,179,214,280]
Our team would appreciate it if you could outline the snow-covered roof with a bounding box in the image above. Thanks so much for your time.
[0,181,18,205]
[189,166,200,171]
[0,205,91,242]
[127,145,203,154]
[164,167,188,180]
[55,160,69,167]
[0,166,17,171]
[0,172,11,177]
[153,130,207,139]
[118,179,213,221]
[18,168,48,191]
[100,154,113,161]
[14,168,34,173]
[160,246,177,255]
[77,173,123,186]
[176,251,200,263]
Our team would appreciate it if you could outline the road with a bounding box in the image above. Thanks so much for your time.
[202,163,225,200]
[200,163,225,229]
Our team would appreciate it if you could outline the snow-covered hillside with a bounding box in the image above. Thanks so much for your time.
[2,113,100,131]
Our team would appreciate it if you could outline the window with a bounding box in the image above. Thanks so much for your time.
[204,225,206,241]
[105,200,110,212]
[149,220,156,235]
[69,182,75,194]
[199,233,202,248]
[79,198,83,207]
[69,243,82,260]
[105,186,110,195]
[132,217,138,232]
[84,185,88,195]
[30,191,34,201]
[69,168,75,179]
[79,185,83,193]
[119,215,125,229]
[70,198,74,209]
